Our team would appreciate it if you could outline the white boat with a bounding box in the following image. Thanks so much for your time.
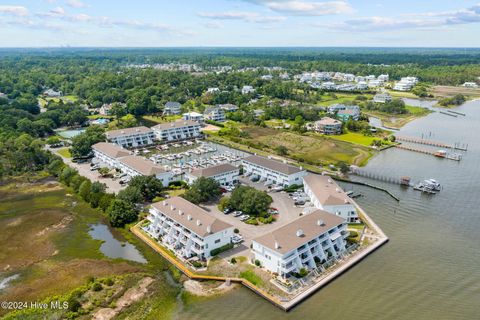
[424,179,441,191]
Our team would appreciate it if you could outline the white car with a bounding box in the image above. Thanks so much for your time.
[240,215,250,221]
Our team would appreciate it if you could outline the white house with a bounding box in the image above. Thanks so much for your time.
[146,196,234,260]
[241,85,255,95]
[185,163,240,186]
[207,87,220,94]
[303,174,360,223]
[242,155,307,187]
[152,120,202,142]
[462,82,479,88]
[163,101,182,115]
[378,74,389,82]
[314,117,342,135]
[105,126,155,148]
[182,112,204,123]
[43,89,62,97]
[217,104,238,112]
[356,81,368,90]
[204,106,226,122]
[393,77,418,91]
[92,142,131,168]
[251,209,349,278]
[117,155,172,186]
[373,93,392,103]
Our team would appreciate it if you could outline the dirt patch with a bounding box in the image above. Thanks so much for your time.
[432,85,480,98]
[183,279,238,297]
[93,277,154,320]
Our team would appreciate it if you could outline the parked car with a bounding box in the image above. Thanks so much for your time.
[250,175,260,182]
[233,211,243,217]
[223,208,233,214]
[240,215,250,221]
[231,235,244,244]
[90,165,99,171]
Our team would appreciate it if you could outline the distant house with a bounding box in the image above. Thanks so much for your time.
[204,106,226,122]
[43,89,62,97]
[163,102,182,115]
[393,77,418,91]
[337,108,360,121]
[261,75,273,81]
[373,93,392,103]
[0,92,7,99]
[217,104,238,112]
[378,74,389,82]
[314,117,342,135]
[99,103,113,116]
[207,87,220,94]
[462,82,479,88]
[182,112,204,123]
[356,81,368,90]
[253,109,265,119]
[241,85,255,95]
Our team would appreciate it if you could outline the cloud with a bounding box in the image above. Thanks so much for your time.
[202,21,224,29]
[240,0,353,16]
[198,11,285,23]
[0,5,29,16]
[326,3,480,32]
[266,1,353,16]
[66,0,88,8]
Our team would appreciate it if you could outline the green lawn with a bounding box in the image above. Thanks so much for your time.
[405,105,431,115]
[56,148,72,158]
[240,270,263,286]
[142,115,182,125]
[317,93,373,107]
[329,132,378,147]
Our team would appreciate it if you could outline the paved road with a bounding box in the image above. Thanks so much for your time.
[49,147,126,194]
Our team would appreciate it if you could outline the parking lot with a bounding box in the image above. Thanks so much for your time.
[201,176,312,258]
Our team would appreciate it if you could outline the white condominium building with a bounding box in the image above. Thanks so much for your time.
[252,210,349,278]
[146,196,234,260]
[105,126,155,148]
[117,155,172,186]
[182,112,204,123]
[92,142,131,168]
[152,120,202,142]
[185,163,240,186]
[303,174,360,223]
[242,155,307,187]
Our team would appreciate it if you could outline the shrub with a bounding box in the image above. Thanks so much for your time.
[91,282,103,292]
[191,261,204,268]
[245,218,258,225]
[254,259,261,267]
[210,243,234,256]
[67,296,81,312]
[103,278,114,286]
[298,268,308,278]
[230,257,237,264]
[233,228,239,234]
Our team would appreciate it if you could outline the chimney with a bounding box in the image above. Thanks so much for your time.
[317,219,325,226]
[196,219,201,226]
[296,229,304,237]
[275,241,280,249]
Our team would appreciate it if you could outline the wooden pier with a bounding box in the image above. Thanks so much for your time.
[394,144,462,161]
[439,111,457,117]
[395,136,452,148]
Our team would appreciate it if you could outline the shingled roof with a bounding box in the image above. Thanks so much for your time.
[243,155,303,175]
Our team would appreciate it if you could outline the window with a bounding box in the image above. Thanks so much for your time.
[214,239,221,244]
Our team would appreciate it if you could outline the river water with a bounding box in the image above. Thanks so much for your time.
[175,100,480,320]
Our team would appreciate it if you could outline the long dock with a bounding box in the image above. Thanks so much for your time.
[395,136,452,148]
[394,144,462,161]
[439,111,457,117]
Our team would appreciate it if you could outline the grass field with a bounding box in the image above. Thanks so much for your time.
[329,131,379,147]
[363,106,431,129]
[56,148,72,158]
[142,114,182,125]
[0,177,179,319]
[317,93,374,107]
[431,85,480,99]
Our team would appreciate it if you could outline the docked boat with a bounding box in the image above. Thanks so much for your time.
[424,179,441,191]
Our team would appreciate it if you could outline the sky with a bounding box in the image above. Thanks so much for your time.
[0,0,480,47]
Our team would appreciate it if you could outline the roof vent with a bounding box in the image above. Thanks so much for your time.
[328,179,333,183]
[344,199,349,204]
[206,225,211,233]
[136,128,139,132]
[121,130,125,134]
[283,160,287,164]
[163,201,167,206]
[187,214,192,221]
[196,219,201,226]
[296,229,304,237]
[317,219,325,226]
[275,241,280,249]
[178,210,183,215]
[336,187,341,193]
[170,123,174,127]
[170,204,176,211]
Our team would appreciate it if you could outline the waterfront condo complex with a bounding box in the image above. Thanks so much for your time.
[152,120,202,142]
[184,163,240,186]
[252,210,349,278]
[303,174,360,223]
[242,155,308,187]
[105,126,156,148]
[146,197,234,260]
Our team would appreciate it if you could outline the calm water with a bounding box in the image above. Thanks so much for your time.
[89,224,147,263]
[175,100,480,320]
